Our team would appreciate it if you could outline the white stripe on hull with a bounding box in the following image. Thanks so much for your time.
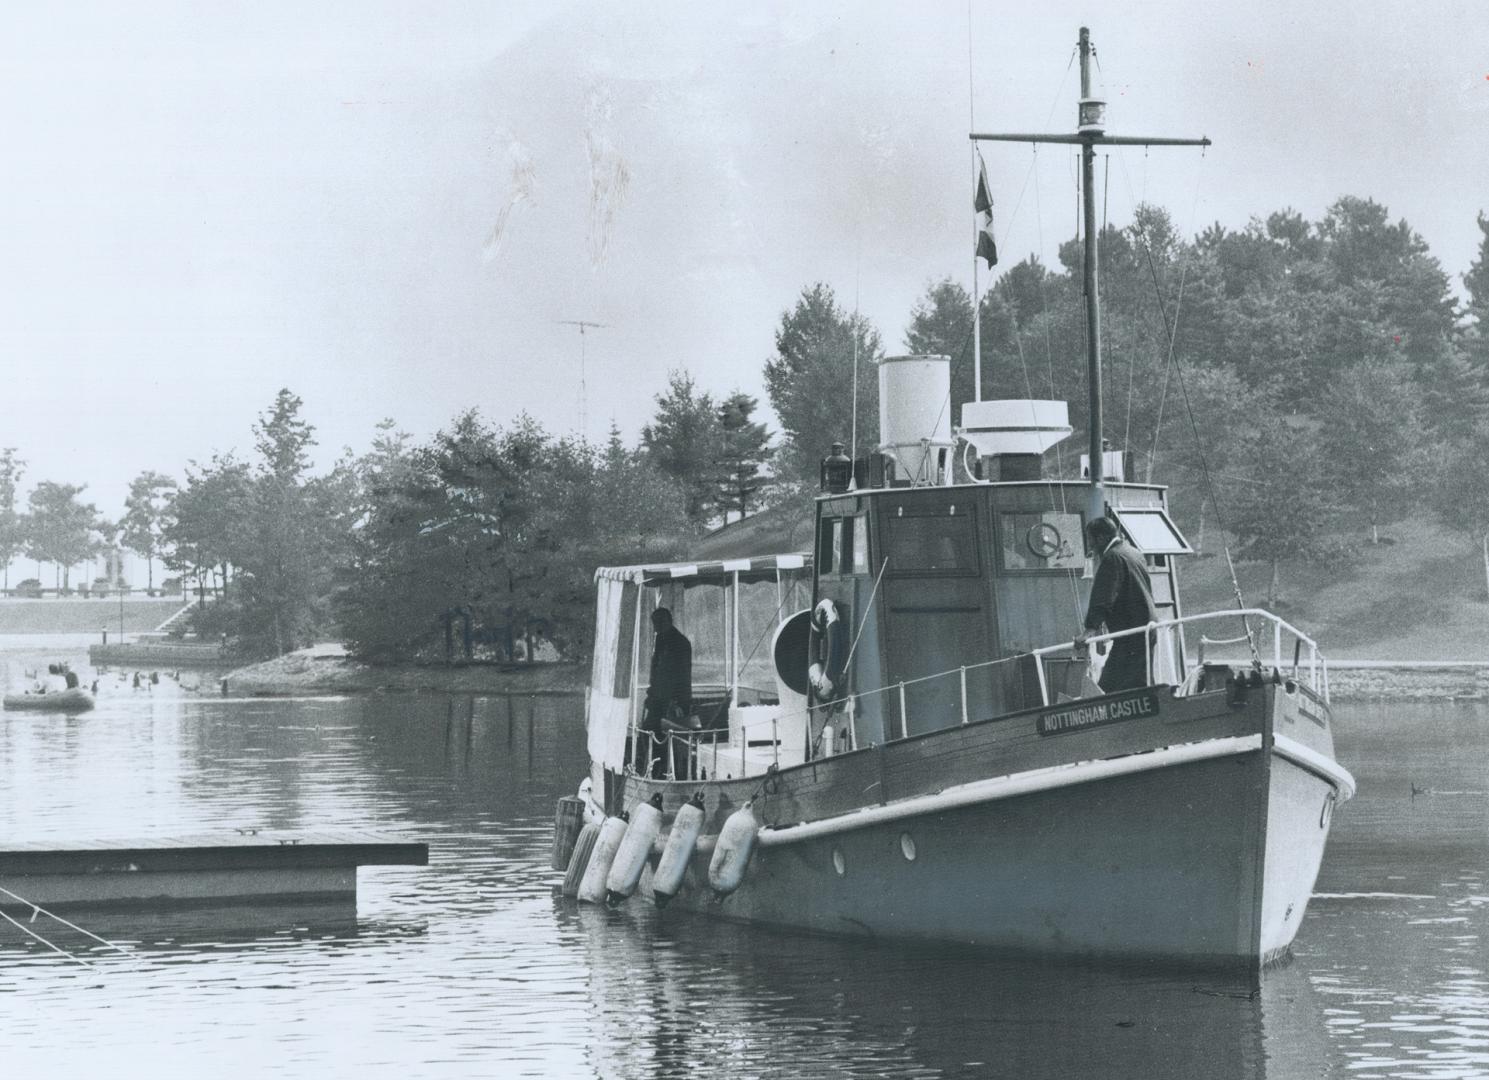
[643,735,1348,970]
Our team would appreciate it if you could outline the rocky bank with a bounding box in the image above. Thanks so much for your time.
[221,645,586,696]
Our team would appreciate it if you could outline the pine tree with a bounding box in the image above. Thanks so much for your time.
[1463,212,1489,380]
[641,370,720,524]
[763,283,882,487]
[712,392,771,523]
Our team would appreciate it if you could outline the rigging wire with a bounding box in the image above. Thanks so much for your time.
[1115,149,1261,663]
[851,263,861,463]
[962,42,1089,623]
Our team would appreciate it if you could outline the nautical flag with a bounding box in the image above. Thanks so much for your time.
[974,157,993,216]
[974,155,998,267]
[977,215,998,267]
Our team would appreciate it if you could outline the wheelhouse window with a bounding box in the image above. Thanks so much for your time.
[1113,507,1193,555]
[819,516,864,578]
[882,505,979,575]
[998,511,1086,572]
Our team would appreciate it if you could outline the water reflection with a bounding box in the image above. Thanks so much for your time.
[557,894,1360,1080]
[0,648,1485,1079]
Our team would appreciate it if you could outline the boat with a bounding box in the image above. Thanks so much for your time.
[3,687,95,712]
[553,27,1354,975]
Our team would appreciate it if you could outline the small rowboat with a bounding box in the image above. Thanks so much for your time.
[3,688,95,713]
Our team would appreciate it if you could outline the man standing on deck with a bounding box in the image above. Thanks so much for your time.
[640,607,692,776]
[1076,516,1157,693]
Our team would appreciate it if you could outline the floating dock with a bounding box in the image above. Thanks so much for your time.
[0,831,428,909]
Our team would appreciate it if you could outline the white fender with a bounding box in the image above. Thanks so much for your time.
[652,793,706,906]
[561,822,601,898]
[577,814,629,904]
[606,794,664,903]
[708,803,760,895]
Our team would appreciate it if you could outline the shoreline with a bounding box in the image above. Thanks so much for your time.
[1325,665,1489,702]
[215,646,1488,702]
[220,647,587,696]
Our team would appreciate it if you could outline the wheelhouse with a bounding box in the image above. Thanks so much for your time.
[812,477,1194,744]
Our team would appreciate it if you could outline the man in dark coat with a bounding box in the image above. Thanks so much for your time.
[1077,516,1157,693]
[640,607,692,776]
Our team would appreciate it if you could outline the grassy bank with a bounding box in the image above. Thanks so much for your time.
[0,597,189,635]
[1180,519,1489,662]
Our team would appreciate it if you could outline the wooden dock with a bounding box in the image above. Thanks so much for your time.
[0,831,428,910]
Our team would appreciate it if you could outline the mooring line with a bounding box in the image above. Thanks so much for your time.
[0,906,98,970]
[0,883,140,967]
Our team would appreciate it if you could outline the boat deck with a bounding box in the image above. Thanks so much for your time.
[0,831,428,909]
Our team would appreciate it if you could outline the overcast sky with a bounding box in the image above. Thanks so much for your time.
[3,0,1487,529]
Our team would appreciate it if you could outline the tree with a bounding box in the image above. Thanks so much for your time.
[905,278,978,422]
[1462,212,1489,382]
[1318,361,1430,544]
[235,389,339,656]
[163,453,253,599]
[712,392,771,523]
[22,481,107,590]
[1429,420,1489,601]
[763,282,882,487]
[335,412,697,663]
[255,388,315,482]
[595,424,695,558]
[163,390,346,658]
[120,471,179,592]
[353,419,416,521]
[641,371,720,524]
[0,449,23,590]
[1225,416,1340,606]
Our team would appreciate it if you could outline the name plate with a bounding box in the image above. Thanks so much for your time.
[1038,689,1159,736]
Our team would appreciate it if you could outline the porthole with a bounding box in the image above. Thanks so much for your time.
[832,848,846,876]
[900,833,917,861]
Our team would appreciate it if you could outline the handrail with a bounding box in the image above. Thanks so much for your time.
[625,606,1327,777]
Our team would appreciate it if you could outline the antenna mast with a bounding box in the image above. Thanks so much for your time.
[971,26,1209,524]
[556,319,609,441]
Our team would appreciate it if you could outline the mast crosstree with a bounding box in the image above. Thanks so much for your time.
[970,26,1209,524]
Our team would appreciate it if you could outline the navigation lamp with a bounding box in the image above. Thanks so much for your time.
[1078,97,1106,135]
[820,442,852,494]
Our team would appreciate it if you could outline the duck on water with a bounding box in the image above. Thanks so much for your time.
[551,26,1354,976]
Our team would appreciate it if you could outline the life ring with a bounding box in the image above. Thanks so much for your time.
[807,598,848,699]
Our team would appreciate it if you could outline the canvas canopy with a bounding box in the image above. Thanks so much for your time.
[587,553,812,771]
[594,553,806,586]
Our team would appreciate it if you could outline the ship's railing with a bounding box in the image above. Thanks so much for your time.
[635,720,790,783]
[626,608,1327,779]
[1042,608,1328,705]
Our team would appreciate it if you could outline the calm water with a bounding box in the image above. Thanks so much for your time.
[1,644,1487,1079]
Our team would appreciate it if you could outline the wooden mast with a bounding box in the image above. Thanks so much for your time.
[970,26,1209,524]
[1077,27,1103,523]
